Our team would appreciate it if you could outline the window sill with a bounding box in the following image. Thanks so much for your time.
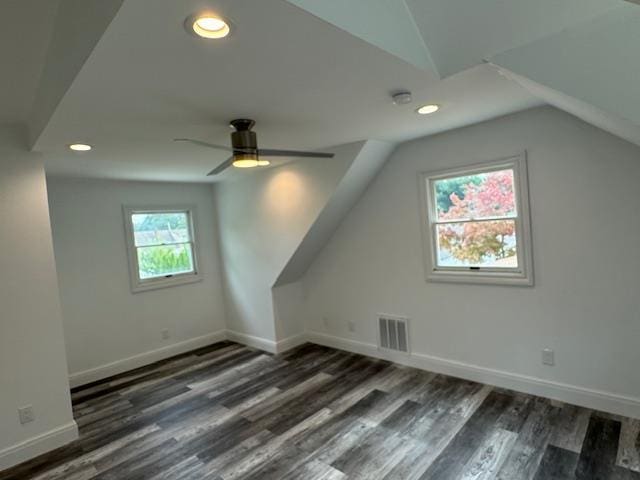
[131,273,202,293]
[427,269,533,287]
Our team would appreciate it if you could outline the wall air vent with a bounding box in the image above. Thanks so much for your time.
[377,314,410,353]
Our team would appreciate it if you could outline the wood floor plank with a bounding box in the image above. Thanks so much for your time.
[420,390,516,480]
[549,405,593,454]
[533,445,579,480]
[617,418,640,472]
[575,415,622,479]
[2,341,638,480]
[496,398,562,480]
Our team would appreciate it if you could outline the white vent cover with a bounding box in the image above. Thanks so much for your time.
[377,314,410,353]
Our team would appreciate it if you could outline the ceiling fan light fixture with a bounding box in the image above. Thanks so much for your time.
[187,13,231,39]
[232,153,259,168]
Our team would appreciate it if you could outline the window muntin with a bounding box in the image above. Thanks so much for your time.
[421,154,533,285]
[124,207,201,292]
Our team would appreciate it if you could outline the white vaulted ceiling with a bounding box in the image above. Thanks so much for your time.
[5,0,639,182]
[288,0,640,146]
[23,0,539,182]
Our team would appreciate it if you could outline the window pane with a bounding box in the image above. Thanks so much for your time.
[434,169,516,221]
[136,244,194,279]
[435,220,518,268]
[132,212,191,247]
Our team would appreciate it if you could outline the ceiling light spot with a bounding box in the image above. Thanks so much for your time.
[189,14,230,39]
[233,153,259,168]
[257,160,270,167]
[417,104,440,115]
[69,143,92,151]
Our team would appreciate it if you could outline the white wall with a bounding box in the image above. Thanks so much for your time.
[0,127,76,470]
[47,178,227,385]
[214,142,366,345]
[303,106,640,415]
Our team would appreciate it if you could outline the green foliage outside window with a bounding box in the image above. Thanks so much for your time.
[138,245,193,279]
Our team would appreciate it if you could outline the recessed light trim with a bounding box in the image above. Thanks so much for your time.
[69,143,92,151]
[186,13,231,39]
[417,104,440,115]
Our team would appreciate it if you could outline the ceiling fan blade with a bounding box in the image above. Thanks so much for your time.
[207,156,234,176]
[258,148,335,158]
[174,138,233,152]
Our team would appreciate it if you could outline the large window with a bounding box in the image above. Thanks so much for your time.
[124,207,201,292]
[420,153,533,285]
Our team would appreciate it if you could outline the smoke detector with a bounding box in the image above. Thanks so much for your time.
[392,91,413,105]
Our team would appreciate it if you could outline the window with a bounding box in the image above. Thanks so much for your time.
[419,153,533,286]
[124,207,201,292]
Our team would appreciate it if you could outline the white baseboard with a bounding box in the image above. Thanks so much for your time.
[0,421,78,472]
[275,333,307,353]
[226,330,278,353]
[69,331,227,388]
[307,331,640,419]
[226,330,307,354]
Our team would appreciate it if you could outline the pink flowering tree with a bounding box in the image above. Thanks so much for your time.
[437,170,516,264]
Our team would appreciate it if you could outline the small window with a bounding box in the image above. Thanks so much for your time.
[420,153,533,286]
[123,207,201,292]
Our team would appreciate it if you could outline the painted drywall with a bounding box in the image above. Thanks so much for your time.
[302,106,640,407]
[286,0,436,73]
[214,142,367,343]
[46,177,227,384]
[29,0,124,145]
[491,5,640,128]
[0,127,76,470]
[272,140,396,341]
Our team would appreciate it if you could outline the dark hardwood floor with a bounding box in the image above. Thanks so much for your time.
[2,341,639,479]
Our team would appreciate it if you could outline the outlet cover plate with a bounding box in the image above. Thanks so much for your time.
[18,405,34,424]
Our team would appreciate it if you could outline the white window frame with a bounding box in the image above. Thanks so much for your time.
[418,152,534,286]
[123,206,202,293]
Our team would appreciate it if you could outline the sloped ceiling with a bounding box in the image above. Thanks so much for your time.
[286,0,437,74]
[7,0,639,180]
[490,5,640,127]
[31,0,539,182]
[287,0,640,146]
[404,0,620,78]
[0,0,61,124]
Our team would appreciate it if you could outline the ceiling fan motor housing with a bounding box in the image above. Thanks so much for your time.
[230,119,258,153]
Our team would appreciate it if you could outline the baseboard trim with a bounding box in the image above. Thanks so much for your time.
[226,331,306,354]
[0,421,78,472]
[226,330,278,353]
[69,330,227,388]
[275,333,307,353]
[307,331,640,419]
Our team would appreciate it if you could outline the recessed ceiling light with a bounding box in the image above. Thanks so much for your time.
[69,143,92,151]
[187,14,231,39]
[257,160,270,167]
[417,104,440,115]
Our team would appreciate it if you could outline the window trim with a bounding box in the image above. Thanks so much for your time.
[418,152,534,286]
[123,205,202,293]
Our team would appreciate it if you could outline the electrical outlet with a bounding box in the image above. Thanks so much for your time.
[542,348,555,366]
[161,329,170,340]
[348,321,356,333]
[18,405,34,425]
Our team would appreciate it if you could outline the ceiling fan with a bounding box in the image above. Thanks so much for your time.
[174,119,335,176]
